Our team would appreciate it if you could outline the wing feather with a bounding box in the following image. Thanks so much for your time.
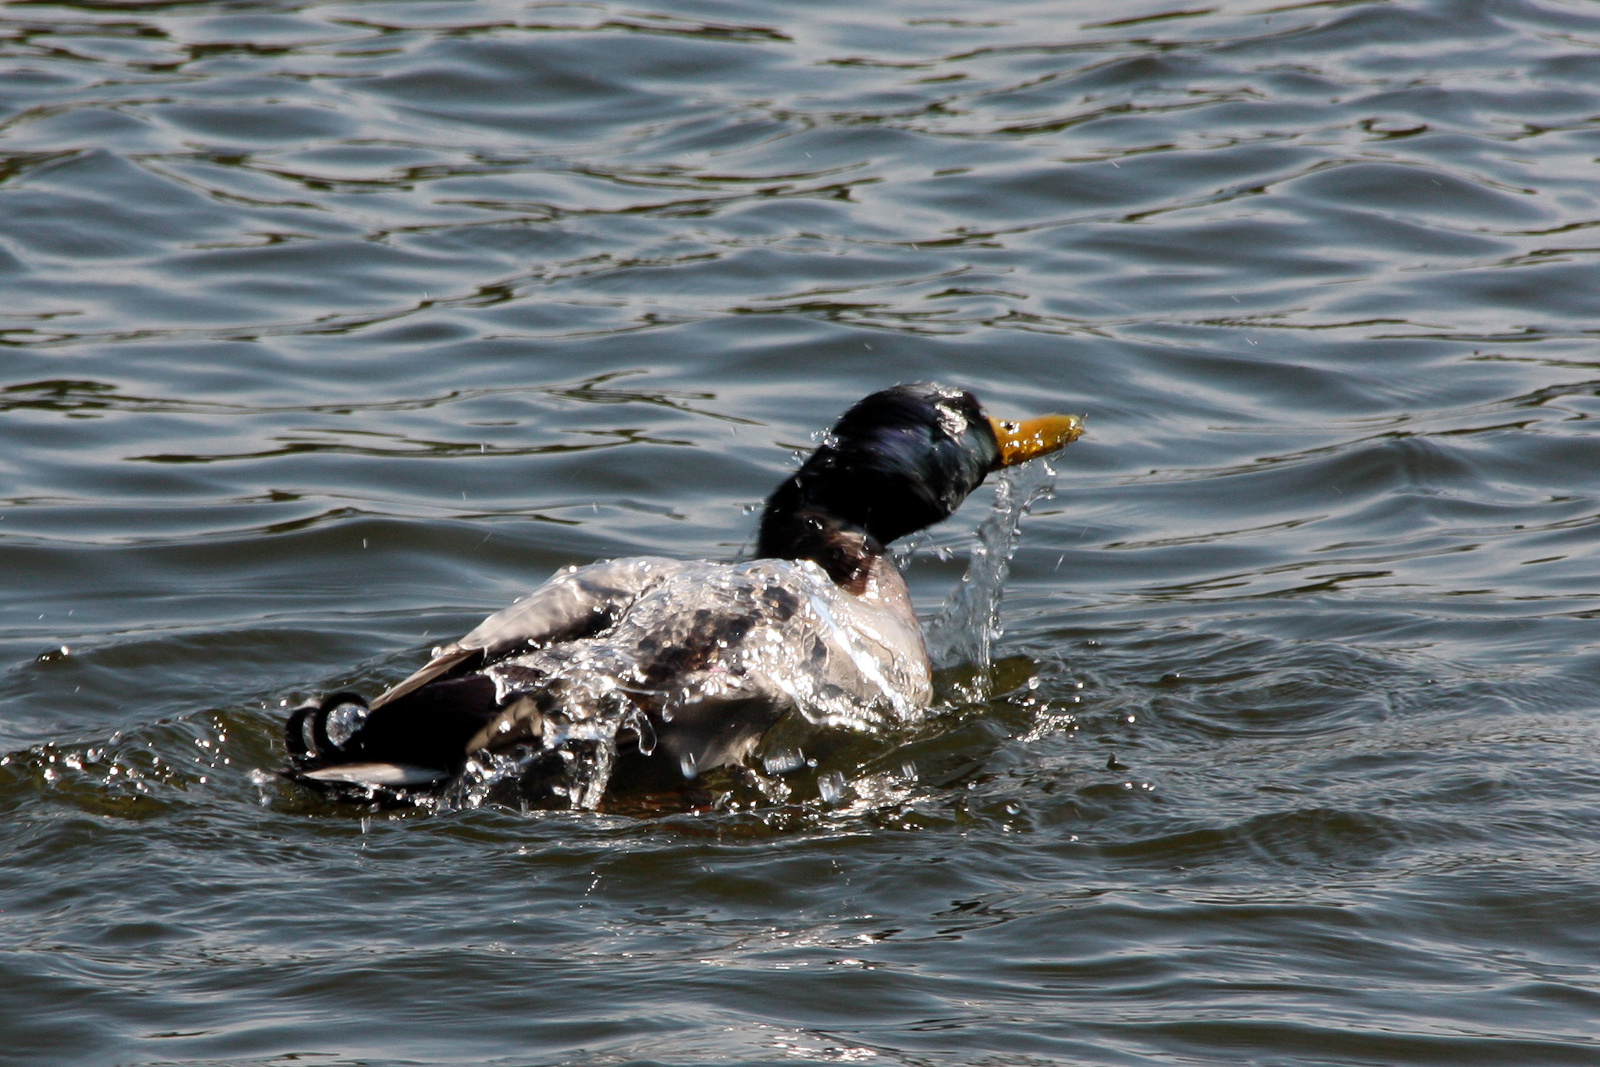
[369,557,677,711]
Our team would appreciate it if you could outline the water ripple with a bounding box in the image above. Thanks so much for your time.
[6,0,1600,1063]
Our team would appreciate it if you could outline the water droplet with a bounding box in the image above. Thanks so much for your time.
[818,771,847,804]
[324,702,369,747]
[763,748,805,775]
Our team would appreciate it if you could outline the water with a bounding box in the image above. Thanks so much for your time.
[925,460,1058,680]
[5,0,1600,1062]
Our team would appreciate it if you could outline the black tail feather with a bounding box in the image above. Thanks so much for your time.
[285,690,369,764]
[284,677,503,797]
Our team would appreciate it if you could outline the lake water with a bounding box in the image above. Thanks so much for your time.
[5,0,1600,1062]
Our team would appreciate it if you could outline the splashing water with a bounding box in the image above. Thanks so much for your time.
[924,460,1058,679]
[410,556,933,810]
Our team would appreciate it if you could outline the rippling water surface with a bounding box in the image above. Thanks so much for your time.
[6,0,1600,1062]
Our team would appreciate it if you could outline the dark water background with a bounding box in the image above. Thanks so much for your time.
[5,0,1600,1062]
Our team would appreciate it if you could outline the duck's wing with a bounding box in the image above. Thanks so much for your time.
[367,646,478,712]
[369,557,675,711]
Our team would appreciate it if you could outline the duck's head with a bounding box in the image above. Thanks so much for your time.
[757,383,1082,587]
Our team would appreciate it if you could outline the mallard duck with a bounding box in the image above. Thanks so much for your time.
[285,383,1081,806]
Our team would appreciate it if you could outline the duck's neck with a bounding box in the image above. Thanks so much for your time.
[756,503,885,596]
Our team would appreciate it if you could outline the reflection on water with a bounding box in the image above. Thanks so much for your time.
[5,0,1600,1064]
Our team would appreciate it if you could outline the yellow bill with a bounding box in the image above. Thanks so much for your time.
[988,413,1084,468]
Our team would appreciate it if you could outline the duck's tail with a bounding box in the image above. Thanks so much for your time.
[284,691,453,792]
[284,674,506,794]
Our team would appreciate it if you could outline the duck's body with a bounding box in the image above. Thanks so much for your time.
[292,554,927,805]
[286,383,1080,807]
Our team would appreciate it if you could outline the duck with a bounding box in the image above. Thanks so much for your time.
[284,383,1082,808]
